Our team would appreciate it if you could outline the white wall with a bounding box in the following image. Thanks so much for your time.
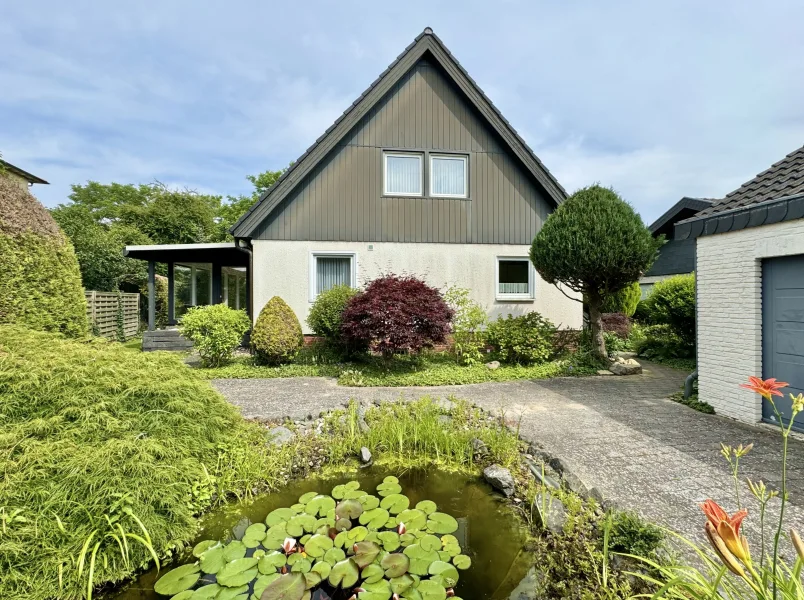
[697,219,804,423]
[252,240,583,334]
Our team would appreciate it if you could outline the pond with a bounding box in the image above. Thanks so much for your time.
[109,469,534,600]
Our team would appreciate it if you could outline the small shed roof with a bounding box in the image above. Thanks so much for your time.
[123,242,248,266]
[1,160,49,184]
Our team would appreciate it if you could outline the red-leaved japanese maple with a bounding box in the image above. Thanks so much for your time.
[341,275,454,359]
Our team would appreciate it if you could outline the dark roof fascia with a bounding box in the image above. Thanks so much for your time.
[648,197,713,234]
[0,160,48,184]
[674,192,804,241]
[231,29,567,238]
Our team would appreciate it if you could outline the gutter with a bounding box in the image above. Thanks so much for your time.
[234,238,254,325]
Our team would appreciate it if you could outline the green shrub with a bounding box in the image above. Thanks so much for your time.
[251,296,303,365]
[486,312,556,364]
[181,304,250,367]
[634,323,694,359]
[648,274,695,346]
[0,176,87,337]
[609,511,664,558]
[632,299,653,323]
[601,281,641,317]
[444,286,488,365]
[306,284,357,347]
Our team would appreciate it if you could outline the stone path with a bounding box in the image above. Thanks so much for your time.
[213,362,804,553]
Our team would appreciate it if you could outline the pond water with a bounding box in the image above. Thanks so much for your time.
[109,469,533,600]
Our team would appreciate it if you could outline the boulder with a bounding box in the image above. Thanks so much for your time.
[483,464,516,497]
[267,426,295,446]
[535,493,567,534]
[359,446,372,464]
[471,437,489,460]
[609,358,642,376]
[485,360,500,370]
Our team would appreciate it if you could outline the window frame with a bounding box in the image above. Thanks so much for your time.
[309,251,358,303]
[383,151,424,197]
[495,256,535,301]
[429,153,469,198]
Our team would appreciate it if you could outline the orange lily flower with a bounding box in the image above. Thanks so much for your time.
[700,499,750,563]
[740,376,789,400]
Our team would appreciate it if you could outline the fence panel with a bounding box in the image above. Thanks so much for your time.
[85,291,140,340]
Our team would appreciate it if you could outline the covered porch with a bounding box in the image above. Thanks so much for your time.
[124,242,252,333]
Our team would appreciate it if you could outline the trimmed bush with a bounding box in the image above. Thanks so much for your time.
[306,284,358,346]
[486,312,556,365]
[601,281,641,317]
[647,274,695,346]
[0,175,87,337]
[341,275,453,358]
[251,296,303,365]
[181,304,250,367]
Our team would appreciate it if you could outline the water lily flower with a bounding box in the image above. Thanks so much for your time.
[393,595,400,600]
[740,376,789,400]
[281,537,297,555]
[446,588,455,597]
[792,530,804,562]
[397,522,406,535]
[700,499,750,562]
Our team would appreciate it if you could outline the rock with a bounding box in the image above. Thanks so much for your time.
[358,418,370,433]
[485,360,500,370]
[597,369,614,376]
[615,351,638,360]
[609,359,642,376]
[470,438,489,459]
[535,493,567,534]
[507,566,542,600]
[359,447,372,464]
[483,464,516,497]
[267,426,295,446]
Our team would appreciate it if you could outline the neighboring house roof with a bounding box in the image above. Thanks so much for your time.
[676,144,804,240]
[0,159,49,184]
[232,27,567,238]
[648,197,713,235]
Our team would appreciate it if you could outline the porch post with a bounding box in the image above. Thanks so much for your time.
[235,275,240,310]
[147,260,155,331]
[246,262,251,320]
[190,266,197,306]
[167,261,176,325]
[212,263,222,304]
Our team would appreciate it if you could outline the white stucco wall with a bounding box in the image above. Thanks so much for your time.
[252,240,583,334]
[697,219,804,423]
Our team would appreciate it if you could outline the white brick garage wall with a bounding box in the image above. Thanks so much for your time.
[697,219,804,422]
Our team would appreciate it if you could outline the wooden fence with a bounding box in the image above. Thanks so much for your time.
[85,291,140,340]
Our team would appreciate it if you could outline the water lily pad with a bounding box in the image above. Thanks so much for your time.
[416,580,446,600]
[452,554,471,570]
[188,583,220,599]
[352,540,381,568]
[331,481,359,500]
[414,500,437,515]
[335,518,352,532]
[333,531,349,549]
[399,533,416,547]
[167,591,194,600]
[303,570,322,589]
[216,585,249,600]
[260,572,306,600]
[304,495,336,517]
[253,574,280,598]
[359,495,380,510]
[154,563,201,596]
[381,552,409,578]
[358,579,392,600]
[286,514,317,537]
[324,547,346,565]
[193,540,218,558]
[376,481,402,497]
[263,524,289,550]
[383,476,399,484]
[335,498,363,520]
[359,507,390,530]
[437,551,450,562]
[343,489,366,500]
[290,557,312,573]
[401,588,422,600]
[199,545,225,574]
[253,549,266,559]
[223,540,247,562]
[440,535,461,557]
[346,526,368,542]
[377,531,400,552]
[426,513,458,535]
[328,558,359,588]
[428,560,459,587]
[265,508,294,527]
[419,535,441,553]
[361,563,384,584]
[299,491,318,504]
[216,557,259,587]
[258,551,286,574]
[403,544,439,576]
[304,533,334,558]
[311,560,331,579]
[243,523,267,548]
[379,494,410,514]
[389,574,414,595]
[396,509,426,531]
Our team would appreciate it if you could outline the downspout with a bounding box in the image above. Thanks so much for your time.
[234,237,254,329]
[684,370,698,400]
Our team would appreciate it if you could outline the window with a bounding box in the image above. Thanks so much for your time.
[384,152,423,196]
[430,154,467,197]
[496,257,533,300]
[309,252,357,301]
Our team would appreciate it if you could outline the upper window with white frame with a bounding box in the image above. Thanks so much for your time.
[430,154,467,198]
[496,257,534,300]
[384,152,423,196]
[310,252,356,301]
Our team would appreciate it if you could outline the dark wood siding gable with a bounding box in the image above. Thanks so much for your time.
[254,60,552,244]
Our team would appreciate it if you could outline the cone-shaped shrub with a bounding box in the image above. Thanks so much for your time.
[251,296,303,365]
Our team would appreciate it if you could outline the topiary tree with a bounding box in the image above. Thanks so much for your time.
[251,296,303,365]
[306,284,358,349]
[0,175,87,337]
[601,281,642,317]
[341,275,454,359]
[530,185,662,360]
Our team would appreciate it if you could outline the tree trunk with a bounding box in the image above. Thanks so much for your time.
[587,290,607,361]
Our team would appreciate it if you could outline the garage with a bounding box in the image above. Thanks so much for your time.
[763,254,804,430]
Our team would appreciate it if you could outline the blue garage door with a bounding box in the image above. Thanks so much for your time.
[762,255,804,430]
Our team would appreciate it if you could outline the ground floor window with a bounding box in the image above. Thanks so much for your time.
[310,252,357,301]
[496,257,534,300]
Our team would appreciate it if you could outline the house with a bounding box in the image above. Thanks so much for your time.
[675,144,804,429]
[0,159,49,190]
[126,28,582,346]
[639,197,712,298]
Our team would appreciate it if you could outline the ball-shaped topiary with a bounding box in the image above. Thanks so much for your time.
[250,296,303,365]
[341,275,453,359]
[601,281,642,317]
[530,185,662,359]
[0,174,87,337]
[306,284,358,345]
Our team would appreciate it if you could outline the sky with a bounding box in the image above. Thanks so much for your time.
[2,1,803,224]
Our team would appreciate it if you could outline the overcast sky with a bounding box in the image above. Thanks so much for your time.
[2,1,803,223]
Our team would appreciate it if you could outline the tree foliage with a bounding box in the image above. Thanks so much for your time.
[644,274,696,347]
[601,281,642,317]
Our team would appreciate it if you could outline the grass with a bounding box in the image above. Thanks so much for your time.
[669,390,715,414]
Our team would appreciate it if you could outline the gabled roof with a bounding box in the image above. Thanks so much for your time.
[648,197,713,234]
[232,27,567,238]
[0,160,48,184]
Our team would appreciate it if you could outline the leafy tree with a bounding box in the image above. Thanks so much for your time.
[214,168,286,240]
[530,185,662,360]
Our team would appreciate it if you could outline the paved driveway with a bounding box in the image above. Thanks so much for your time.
[213,362,804,552]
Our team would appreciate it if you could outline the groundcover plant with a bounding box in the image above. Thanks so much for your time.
[154,476,470,600]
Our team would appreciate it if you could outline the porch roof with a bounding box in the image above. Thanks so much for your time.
[123,242,248,266]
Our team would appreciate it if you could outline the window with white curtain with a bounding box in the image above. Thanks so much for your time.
[430,154,467,197]
[384,152,423,196]
[309,252,356,301]
[496,257,534,300]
